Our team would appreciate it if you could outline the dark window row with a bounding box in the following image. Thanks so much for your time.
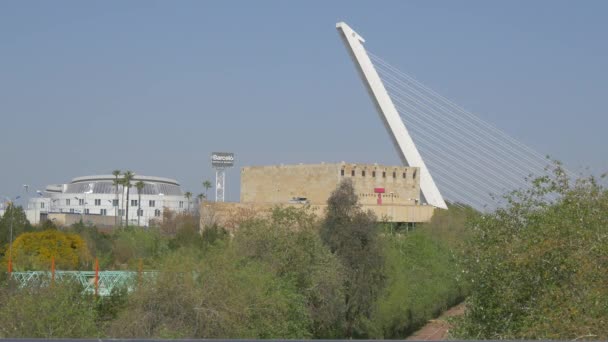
[340,169,414,179]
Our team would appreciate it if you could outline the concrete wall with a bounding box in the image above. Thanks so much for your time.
[48,213,117,228]
[241,163,420,206]
[200,201,435,232]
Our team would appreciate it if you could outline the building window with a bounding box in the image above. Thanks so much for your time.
[70,208,75,213]
[79,199,84,205]
[351,170,355,177]
[393,172,396,178]
[131,199,138,206]
[382,171,386,178]
[113,199,119,207]
[101,209,107,216]
[118,209,124,216]
[137,209,143,217]
[40,202,45,209]
[403,172,406,179]
[66,199,71,205]
[413,170,417,179]
[179,201,184,208]
[372,171,376,177]
[341,169,344,176]
[94,199,101,206]
[84,208,90,214]
[154,209,161,217]
[362,170,366,177]
[149,200,155,207]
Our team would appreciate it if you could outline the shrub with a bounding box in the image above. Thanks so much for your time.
[454,165,608,339]
[234,206,345,338]
[372,229,466,337]
[0,282,99,338]
[111,227,168,268]
[109,247,311,339]
[6,229,90,270]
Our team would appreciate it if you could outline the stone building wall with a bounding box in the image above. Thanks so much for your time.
[200,201,435,233]
[240,163,420,206]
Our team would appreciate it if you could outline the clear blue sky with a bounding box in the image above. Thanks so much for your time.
[1,0,606,204]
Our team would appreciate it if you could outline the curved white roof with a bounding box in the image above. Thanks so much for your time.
[43,174,184,196]
[71,175,180,186]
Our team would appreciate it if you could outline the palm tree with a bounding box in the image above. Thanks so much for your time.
[112,169,121,227]
[135,180,145,226]
[184,191,192,212]
[123,171,134,227]
[202,180,212,200]
[197,193,205,203]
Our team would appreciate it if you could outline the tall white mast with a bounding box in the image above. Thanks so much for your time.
[336,22,447,209]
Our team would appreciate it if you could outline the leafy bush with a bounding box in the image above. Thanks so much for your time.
[372,229,467,337]
[0,282,99,338]
[6,229,90,270]
[111,227,168,268]
[454,166,608,339]
[234,206,345,338]
[0,182,478,339]
[0,205,34,247]
[109,247,311,339]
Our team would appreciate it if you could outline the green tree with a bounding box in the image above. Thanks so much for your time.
[184,191,192,212]
[320,179,385,338]
[112,169,121,227]
[135,181,145,227]
[234,206,345,338]
[111,227,168,268]
[6,229,91,270]
[0,204,33,247]
[454,164,608,339]
[168,212,205,250]
[202,180,212,199]
[68,222,113,269]
[122,171,134,227]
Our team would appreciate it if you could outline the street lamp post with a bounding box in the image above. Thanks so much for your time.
[8,204,14,274]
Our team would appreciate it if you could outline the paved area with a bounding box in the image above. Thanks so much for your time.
[406,303,466,340]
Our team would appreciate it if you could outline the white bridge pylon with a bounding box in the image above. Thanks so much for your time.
[336,22,448,209]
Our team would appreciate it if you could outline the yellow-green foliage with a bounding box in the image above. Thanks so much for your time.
[7,229,91,270]
[371,228,467,338]
[0,282,99,338]
[454,166,608,339]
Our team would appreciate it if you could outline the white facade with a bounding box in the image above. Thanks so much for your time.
[26,174,195,226]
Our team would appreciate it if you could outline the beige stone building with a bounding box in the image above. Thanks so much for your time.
[201,163,435,230]
[241,163,421,206]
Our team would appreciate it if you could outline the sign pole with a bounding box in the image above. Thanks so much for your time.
[211,152,234,203]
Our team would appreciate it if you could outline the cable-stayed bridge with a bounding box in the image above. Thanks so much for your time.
[337,22,562,212]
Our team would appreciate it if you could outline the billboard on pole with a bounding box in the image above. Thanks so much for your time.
[211,152,235,168]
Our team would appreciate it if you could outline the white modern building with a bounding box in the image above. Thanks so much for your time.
[25,174,193,227]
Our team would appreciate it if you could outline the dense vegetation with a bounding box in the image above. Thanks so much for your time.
[0,179,465,338]
[4,167,606,339]
[454,166,608,339]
